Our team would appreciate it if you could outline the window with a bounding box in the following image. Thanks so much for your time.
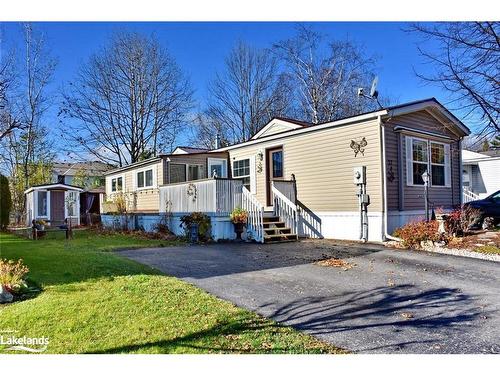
[407,137,450,187]
[431,142,446,186]
[188,165,204,181]
[272,150,283,178]
[233,159,251,191]
[111,177,123,192]
[208,158,228,178]
[37,191,48,217]
[170,163,186,183]
[66,191,77,217]
[57,175,65,184]
[412,139,428,185]
[136,168,154,189]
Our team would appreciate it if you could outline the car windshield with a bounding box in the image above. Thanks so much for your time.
[487,190,500,201]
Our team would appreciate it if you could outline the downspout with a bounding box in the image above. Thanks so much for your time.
[379,115,400,242]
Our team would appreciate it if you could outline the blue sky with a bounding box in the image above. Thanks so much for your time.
[2,22,457,157]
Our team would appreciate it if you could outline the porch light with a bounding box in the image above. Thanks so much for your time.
[421,170,430,185]
[422,170,430,222]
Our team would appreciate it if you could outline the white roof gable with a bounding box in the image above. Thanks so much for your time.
[251,119,307,140]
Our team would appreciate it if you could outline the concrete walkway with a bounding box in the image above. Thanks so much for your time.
[118,240,500,353]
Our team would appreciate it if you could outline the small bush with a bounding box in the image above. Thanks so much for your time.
[180,212,211,241]
[393,220,442,249]
[0,258,29,293]
[445,206,482,236]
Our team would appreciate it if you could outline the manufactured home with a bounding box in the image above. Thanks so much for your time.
[462,149,500,202]
[101,98,470,242]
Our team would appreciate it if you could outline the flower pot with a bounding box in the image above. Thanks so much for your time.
[233,222,245,240]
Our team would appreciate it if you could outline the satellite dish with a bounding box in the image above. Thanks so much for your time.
[370,76,379,98]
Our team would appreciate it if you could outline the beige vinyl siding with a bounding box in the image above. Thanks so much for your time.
[385,111,462,211]
[259,123,298,138]
[229,119,383,212]
[106,159,163,213]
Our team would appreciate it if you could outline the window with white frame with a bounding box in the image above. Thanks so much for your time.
[406,136,450,187]
[233,159,251,191]
[208,158,228,178]
[66,191,78,217]
[37,191,48,217]
[111,176,123,192]
[137,169,154,189]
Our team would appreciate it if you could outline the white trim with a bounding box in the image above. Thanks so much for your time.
[393,125,453,141]
[405,135,451,188]
[387,100,469,135]
[232,156,254,194]
[134,165,157,191]
[24,183,84,194]
[251,119,305,140]
[108,174,125,194]
[213,110,388,152]
[207,157,228,178]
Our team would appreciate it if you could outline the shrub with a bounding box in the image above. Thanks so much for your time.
[393,220,442,249]
[0,258,29,293]
[445,206,482,236]
[230,207,248,224]
[180,212,211,241]
[0,174,12,231]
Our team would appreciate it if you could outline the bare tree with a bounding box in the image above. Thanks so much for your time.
[0,40,21,141]
[274,26,379,124]
[195,41,293,146]
[408,22,499,136]
[0,24,56,222]
[60,32,194,167]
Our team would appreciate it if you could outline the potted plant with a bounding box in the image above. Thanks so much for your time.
[230,207,248,240]
[35,219,46,231]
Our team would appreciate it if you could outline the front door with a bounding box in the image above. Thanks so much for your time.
[266,147,284,206]
[50,190,65,224]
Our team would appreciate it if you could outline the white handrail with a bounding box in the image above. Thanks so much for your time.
[463,187,480,204]
[272,182,298,235]
[242,187,264,243]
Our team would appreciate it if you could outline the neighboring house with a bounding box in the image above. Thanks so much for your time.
[25,183,83,226]
[52,161,113,187]
[102,98,470,242]
[462,149,500,201]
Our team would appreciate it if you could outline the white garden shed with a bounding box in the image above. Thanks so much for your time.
[25,183,84,227]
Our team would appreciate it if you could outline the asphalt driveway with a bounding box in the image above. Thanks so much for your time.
[118,240,500,354]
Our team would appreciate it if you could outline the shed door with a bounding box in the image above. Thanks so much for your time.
[50,191,65,223]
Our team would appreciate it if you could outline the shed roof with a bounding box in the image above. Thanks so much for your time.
[24,183,84,194]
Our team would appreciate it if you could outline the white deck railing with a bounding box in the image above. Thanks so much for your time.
[463,187,480,204]
[242,187,264,243]
[159,178,243,215]
[272,180,296,204]
[272,182,298,235]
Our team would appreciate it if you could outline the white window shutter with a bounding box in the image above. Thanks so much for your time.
[405,136,413,186]
[444,143,451,187]
[250,156,257,194]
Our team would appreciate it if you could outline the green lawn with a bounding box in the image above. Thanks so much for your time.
[0,231,343,354]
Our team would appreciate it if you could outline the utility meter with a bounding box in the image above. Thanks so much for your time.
[353,166,366,185]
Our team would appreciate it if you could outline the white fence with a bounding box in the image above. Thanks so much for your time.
[159,178,243,215]
[272,182,298,235]
[463,187,480,204]
[242,187,264,243]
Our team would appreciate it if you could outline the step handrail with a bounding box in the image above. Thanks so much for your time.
[272,182,298,235]
[242,186,264,243]
[462,186,480,204]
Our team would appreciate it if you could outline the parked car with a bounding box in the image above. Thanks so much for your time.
[464,189,500,226]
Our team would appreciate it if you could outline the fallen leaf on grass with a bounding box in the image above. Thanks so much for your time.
[315,258,355,270]
[400,312,414,319]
